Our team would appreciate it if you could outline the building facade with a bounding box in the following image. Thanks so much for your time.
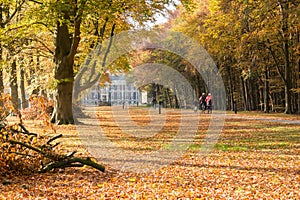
[82,75,143,106]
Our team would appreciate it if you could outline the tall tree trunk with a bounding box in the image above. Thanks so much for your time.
[0,67,3,94]
[249,79,256,110]
[25,56,38,95]
[0,67,3,108]
[0,46,3,94]
[0,6,4,107]
[226,65,234,110]
[240,76,247,111]
[10,59,19,109]
[165,88,171,108]
[247,82,251,110]
[279,0,292,114]
[51,20,75,124]
[173,86,180,109]
[298,59,300,113]
[264,66,270,113]
[259,87,264,111]
[50,6,83,124]
[20,67,27,109]
[244,79,251,111]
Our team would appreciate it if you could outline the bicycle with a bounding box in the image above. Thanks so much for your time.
[200,102,206,114]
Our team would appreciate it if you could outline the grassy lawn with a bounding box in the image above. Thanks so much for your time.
[228,110,300,120]
[1,106,299,199]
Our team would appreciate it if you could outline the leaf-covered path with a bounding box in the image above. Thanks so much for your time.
[1,107,299,199]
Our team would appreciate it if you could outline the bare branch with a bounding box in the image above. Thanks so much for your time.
[69,0,88,58]
[2,0,26,26]
[47,134,63,145]
[28,0,43,4]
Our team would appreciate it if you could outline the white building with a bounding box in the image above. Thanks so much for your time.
[82,74,142,106]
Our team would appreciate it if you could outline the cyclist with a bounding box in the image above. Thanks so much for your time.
[199,93,206,113]
[206,93,213,114]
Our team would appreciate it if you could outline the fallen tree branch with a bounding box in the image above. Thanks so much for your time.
[40,157,105,173]
[47,134,62,145]
[8,139,43,154]
[10,128,38,137]
[7,131,105,173]
[1,105,106,174]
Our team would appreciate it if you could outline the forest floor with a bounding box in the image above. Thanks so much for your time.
[1,106,299,199]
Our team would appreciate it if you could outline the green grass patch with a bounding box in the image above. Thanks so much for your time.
[255,141,291,149]
[186,143,249,152]
[214,143,249,151]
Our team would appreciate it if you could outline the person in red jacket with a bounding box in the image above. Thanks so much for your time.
[205,93,213,114]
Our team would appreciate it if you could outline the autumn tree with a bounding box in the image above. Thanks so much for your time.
[170,0,300,113]
[17,0,188,124]
[0,0,27,108]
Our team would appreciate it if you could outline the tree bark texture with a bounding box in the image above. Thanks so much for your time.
[51,7,82,124]
[51,20,74,124]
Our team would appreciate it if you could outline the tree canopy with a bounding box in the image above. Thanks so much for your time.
[0,0,299,119]
[168,0,300,113]
[0,0,191,124]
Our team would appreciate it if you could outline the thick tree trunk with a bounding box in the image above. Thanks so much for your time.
[51,45,75,124]
[51,80,74,124]
[50,3,84,124]
[51,16,77,124]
